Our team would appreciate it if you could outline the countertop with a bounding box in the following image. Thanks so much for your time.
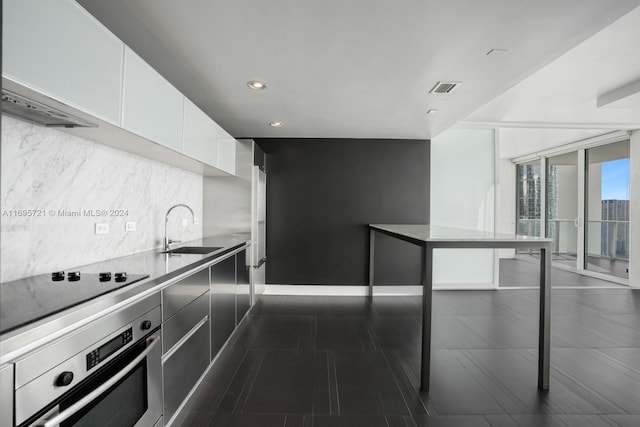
[0,233,250,363]
[369,224,552,245]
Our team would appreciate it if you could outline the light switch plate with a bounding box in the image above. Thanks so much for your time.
[194,217,199,225]
[181,218,188,226]
[95,223,109,234]
[125,221,136,232]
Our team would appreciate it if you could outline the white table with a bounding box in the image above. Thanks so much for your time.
[368,224,553,391]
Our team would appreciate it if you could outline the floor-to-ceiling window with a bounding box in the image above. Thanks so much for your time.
[513,134,632,284]
[585,140,630,279]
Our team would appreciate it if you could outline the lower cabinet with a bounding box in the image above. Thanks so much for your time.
[162,283,209,424]
[210,254,236,359]
[236,249,250,325]
[163,291,209,354]
[162,316,209,423]
[0,364,13,427]
[162,267,209,323]
[161,244,252,423]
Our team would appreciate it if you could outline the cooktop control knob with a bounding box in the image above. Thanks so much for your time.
[56,371,74,387]
[114,272,127,282]
[99,272,112,282]
[67,271,81,282]
[52,271,65,281]
[140,320,152,330]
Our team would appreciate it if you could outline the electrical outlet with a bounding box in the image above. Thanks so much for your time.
[181,218,188,226]
[125,221,137,232]
[95,223,109,234]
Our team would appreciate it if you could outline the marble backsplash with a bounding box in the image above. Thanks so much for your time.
[1,114,203,282]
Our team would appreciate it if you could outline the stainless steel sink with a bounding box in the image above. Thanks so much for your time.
[163,246,222,255]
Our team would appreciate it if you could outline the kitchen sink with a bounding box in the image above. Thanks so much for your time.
[163,246,222,255]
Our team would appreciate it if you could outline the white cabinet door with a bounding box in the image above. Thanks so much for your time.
[183,98,217,166]
[216,125,237,175]
[122,47,184,152]
[2,0,123,124]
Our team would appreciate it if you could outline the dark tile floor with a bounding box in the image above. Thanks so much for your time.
[500,253,629,286]
[499,258,626,288]
[173,272,640,426]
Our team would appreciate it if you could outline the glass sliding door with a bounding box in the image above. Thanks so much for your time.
[516,160,542,254]
[546,152,579,267]
[585,140,630,278]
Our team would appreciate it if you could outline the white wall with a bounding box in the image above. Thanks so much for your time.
[431,128,496,288]
[1,115,203,282]
[497,157,516,258]
[499,128,607,159]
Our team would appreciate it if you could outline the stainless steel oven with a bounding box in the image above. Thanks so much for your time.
[13,295,163,427]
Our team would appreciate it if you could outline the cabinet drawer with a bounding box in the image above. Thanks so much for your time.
[162,319,209,423]
[0,364,13,427]
[163,292,208,354]
[162,267,209,320]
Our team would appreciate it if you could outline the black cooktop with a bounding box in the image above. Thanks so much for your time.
[0,272,149,334]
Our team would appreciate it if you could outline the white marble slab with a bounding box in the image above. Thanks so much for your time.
[1,114,203,282]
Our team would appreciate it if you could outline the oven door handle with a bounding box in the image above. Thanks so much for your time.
[35,335,160,427]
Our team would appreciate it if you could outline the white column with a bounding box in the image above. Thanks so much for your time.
[629,130,640,286]
[497,158,516,258]
[576,149,586,270]
[431,128,495,289]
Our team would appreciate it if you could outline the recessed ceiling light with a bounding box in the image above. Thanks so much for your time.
[247,80,267,90]
[269,121,284,128]
[426,109,438,115]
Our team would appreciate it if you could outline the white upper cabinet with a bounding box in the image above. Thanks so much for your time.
[183,98,218,167]
[122,47,184,152]
[216,126,237,175]
[4,1,240,176]
[2,0,123,124]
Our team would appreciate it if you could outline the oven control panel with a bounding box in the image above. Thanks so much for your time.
[86,328,133,370]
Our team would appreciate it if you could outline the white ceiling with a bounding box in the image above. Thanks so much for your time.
[464,4,640,129]
[78,0,640,140]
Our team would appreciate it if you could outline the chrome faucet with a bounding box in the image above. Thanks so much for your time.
[164,204,195,251]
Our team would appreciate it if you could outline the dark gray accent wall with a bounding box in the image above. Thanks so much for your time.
[256,138,429,286]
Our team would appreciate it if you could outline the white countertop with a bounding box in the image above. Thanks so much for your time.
[369,224,552,245]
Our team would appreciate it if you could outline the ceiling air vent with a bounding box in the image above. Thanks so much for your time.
[429,81,461,94]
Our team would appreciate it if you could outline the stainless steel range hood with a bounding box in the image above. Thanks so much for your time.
[1,89,97,128]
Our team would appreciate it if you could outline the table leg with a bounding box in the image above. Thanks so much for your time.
[421,244,433,391]
[369,228,375,298]
[538,246,551,390]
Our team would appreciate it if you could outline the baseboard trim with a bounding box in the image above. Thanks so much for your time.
[264,285,370,296]
[263,284,498,296]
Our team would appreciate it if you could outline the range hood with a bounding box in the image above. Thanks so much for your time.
[1,89,97,128]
